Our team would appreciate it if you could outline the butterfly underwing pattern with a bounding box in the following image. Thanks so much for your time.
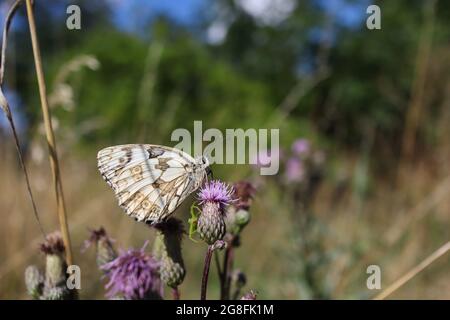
[97,144,209,225]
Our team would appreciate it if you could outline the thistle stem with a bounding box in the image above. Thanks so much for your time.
[221,236,235,300]
[200,245,214,300]
[172,287,180,300]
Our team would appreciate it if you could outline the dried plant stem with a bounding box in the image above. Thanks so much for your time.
[25,0,73,265]
[1,0,22,84]
[373,241,450,300]
[0,0,45,236]
[401,0,436,159]
[200,245,214,300]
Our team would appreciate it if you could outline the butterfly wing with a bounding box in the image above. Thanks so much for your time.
[97,144,200,224]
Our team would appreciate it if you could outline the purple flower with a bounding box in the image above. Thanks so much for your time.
[197,180,234,244]
[285,157,304,183]
[40,232,65,255]
[291,139,310,156]
[101,242,163,300]
[253,150,271,166]
[251,148,282,167]
[198,180,234,211]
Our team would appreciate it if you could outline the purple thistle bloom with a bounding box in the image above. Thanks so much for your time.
[197,180,233,244]
[101,242,163,300]
[285,157,304,183]
[253,150,271,166]
[198,180,234,211]
[292,138,310,156]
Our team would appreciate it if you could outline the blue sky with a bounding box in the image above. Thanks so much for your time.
[111,0,207,33]
[110,0,368,32]
[0,0,369,134]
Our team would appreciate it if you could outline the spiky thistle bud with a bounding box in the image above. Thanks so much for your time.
[226,181,255,235]
[40,232,70,300]
[232,181,256,211]
[43,286,71,300]
[83,227,117,268]
[197,180,234,245]
[40,232,66,288]
[25,265,44,299]
[153,218,186,288]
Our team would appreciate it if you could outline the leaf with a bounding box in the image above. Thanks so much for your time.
[188,203,201,242]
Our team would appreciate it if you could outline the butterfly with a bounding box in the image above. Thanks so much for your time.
[97,144,210,225]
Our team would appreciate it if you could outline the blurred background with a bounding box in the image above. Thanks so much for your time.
[0,0,449,299]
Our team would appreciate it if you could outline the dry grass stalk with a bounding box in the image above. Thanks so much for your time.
[25,0,73,265]
[0,0,44,236]
[401,0,437,159]
[373,241,450,300]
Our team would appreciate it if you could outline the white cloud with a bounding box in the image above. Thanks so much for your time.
[235,0,296,26]
[207,20,229,45]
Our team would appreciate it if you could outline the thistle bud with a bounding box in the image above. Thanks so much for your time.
[39,232,71,300]
[40,232,67,288]
[226,181,255,235]
[25,265,44,299]
[83,227,117,268]
[43,286,71,300]
[232,181,256,211]
[198,202,226,245]
[153,218,186,288]
[197,180,234,245]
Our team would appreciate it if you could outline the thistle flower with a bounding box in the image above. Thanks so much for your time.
[153,218,186,288]
[40,233,66,288]
[241,290,257,300]
[25,265,44,299]
[40,232,65,256]
[39,232,71,300]
[83,227,117,268]
[197,180,233,245]
[252,150,272,166]
[292,138,310,156]
[101,242,163,300]
[285,157,304,183]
